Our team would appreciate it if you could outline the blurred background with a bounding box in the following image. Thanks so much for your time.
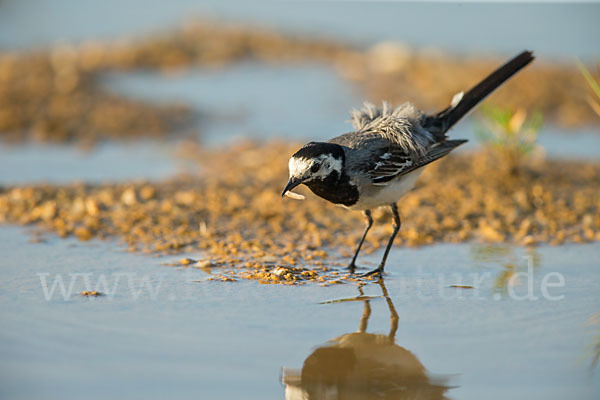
[0,0,599,184]
[1,0,598,57]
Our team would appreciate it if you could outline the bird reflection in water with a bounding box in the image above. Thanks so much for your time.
[282,280,452,400]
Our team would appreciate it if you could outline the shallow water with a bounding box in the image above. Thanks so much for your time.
[107,65,600,158]
[0,142,183,185]
[103,64,363,144]
[0,225,598,399]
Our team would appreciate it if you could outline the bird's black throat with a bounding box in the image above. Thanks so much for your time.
[304,171,359,207]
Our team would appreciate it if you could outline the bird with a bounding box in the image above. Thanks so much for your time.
[281,50,534,278]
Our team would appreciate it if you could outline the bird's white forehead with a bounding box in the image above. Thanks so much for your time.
[288,153,342,177]
[288,157,313,177]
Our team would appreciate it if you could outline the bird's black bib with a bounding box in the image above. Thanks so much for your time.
[305,173,359,207]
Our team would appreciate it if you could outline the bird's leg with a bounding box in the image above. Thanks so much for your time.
[362,203,401,278]
[347,210,373,273]
[378,280,399,342]
[358,298,371,333]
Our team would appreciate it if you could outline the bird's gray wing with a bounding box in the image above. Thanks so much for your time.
[356,139,468,185]
[358,146,415,185]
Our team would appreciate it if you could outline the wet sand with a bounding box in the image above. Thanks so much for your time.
[1,142,598,286]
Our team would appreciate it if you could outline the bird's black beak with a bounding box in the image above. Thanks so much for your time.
[281,177,303,197]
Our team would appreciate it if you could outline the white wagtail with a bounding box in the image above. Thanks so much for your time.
[282,51,534,277]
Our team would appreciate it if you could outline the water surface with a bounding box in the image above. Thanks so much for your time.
[106,65,600,159]
[1,226,598,399]
[0,142,182,185]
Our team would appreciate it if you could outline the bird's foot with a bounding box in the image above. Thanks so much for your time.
[346,262,357,274]
[360,266,384,279]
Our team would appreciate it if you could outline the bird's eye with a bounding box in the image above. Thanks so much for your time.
[311,163,321,173]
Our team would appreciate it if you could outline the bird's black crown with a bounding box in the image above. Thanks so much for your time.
[292,141,345,162]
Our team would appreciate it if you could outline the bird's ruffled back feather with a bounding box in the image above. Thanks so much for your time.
[349,101,435,156]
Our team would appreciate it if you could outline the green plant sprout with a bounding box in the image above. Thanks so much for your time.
[576,59,600,118]
[475,105,543,175]
[585,311,600,372]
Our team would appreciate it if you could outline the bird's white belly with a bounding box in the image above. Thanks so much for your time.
[348,170,422,210]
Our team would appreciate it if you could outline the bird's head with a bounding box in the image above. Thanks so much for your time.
[282,142,345,197]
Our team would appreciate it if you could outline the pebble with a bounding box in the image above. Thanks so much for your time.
[193,260,212,269]
[80,291,103,297]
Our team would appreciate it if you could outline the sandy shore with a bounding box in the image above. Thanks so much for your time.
[1,141,598,284]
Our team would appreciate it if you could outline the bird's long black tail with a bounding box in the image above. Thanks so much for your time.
[427,50,535,136]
